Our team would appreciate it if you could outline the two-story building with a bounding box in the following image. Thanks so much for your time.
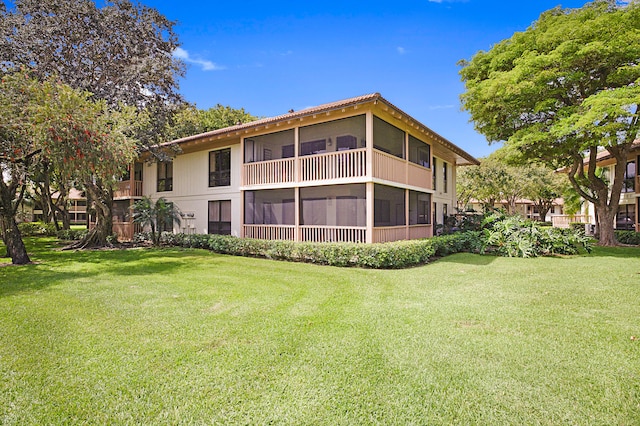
[579,141,639,231]
[114,93,479,243]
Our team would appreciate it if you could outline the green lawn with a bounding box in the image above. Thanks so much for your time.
[1,238,639,424]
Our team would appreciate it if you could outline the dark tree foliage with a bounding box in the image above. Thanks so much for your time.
[167,104,259,141]
[0,0,185,115]
[0,0,186,247]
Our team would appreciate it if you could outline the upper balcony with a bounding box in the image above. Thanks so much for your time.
[114,180,143,198]
[241,114,433,190]
[113,162,144,199]
[242,148,432,189]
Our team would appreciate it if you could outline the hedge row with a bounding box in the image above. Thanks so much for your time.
[137,231,483,269]
[615,230,640,245]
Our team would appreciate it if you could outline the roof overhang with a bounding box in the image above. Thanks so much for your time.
[158,93,480,166]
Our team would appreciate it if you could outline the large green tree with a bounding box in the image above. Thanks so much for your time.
[0,0,185,246]
[457,155,519,213]
[167,104,259,140]
[460,0,640,245]
[521,164,567,222]
[1,71,137,264]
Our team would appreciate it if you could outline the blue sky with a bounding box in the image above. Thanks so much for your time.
[144,0,592,158]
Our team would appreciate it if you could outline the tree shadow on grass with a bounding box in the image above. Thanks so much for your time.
[587,245,640,259]
[0,246,219,298]
[432,252,497,266]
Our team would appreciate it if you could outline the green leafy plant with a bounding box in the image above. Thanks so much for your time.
[482,213,592,257]
[132,197,181,246]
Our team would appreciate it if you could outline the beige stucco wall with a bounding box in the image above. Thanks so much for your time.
[143,144,243,236]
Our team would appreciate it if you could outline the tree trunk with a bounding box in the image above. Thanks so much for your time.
[596,203,617,246]
[1,213,31,265]
[0,218,8,258]
[64,181,113,249]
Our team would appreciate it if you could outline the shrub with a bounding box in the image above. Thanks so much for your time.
[18,221,57,236]
[482,213,592,257]
[569,222,587,232]
[429,232,483,257]
[139,232,478,269]
[134,219,590,267]
[615,231,640,245]
[56,228,89,241]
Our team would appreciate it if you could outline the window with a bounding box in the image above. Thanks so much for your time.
[622,160,636,193]
[433,202,438,226]
[244,189,295,225]
[300,197,328,225]
[300,139,326,156]
[245,129,295,163]
[208,200,231,235]
[443,203,448,224]
[300,115,366,154]
[373,116,405,159]
[157,162,173,192]
[409,191,431,225]
[134,162,143,181]
[616,203,636,231]
[158,201,175,233]
[209,149,231,187]
[408,135,430,168]
[374,184,405,227]
[432,157,437,191]
[443,162,448,193]
[336,196,359,226]
[282,144,294,158]
[336,135,357,151]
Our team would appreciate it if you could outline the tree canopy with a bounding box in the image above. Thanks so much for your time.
[167,104,259,140]
[0,71,137,263]
[0,0,184,114]
[459,0,640,245]
[1,0,187,250]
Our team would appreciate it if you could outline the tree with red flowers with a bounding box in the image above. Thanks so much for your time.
[1,71,137,264]
[1,0,186,248]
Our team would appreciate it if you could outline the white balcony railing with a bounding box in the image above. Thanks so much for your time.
[373,226,408,243]
[243,158,295,186]
[407,161,432,189]
[114,180,143,198]
[243,148,434,189]
[243,224,295,241]
[408,225,431,240]
[372,150,405,183]
[299,148,366,182]
[551,215,591,228]
[300,225,366,243]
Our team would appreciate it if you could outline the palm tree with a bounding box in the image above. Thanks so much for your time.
[132,196,181,246]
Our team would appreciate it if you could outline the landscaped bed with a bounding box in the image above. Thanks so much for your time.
[1,238,639,424]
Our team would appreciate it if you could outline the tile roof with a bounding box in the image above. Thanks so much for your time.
[584,139,640,165]
[161,93,480,165]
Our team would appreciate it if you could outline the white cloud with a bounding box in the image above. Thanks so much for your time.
[397,46,406,55]
[428,104,455,110]
[173,47,224,71]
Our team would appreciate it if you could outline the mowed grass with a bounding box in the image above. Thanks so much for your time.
[1,238,639,424]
